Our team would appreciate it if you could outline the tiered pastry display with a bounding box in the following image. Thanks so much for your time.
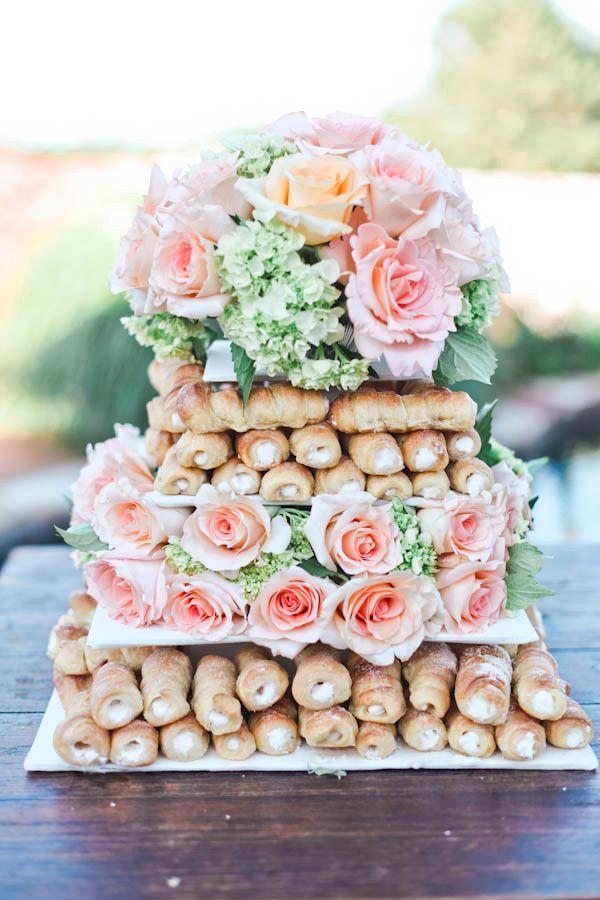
[30,110,595,771]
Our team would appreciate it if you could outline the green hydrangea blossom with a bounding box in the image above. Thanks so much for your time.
[122,313,207,360]
[457,278,500,332]
[224,133,295,179]
[389,499,437,577]
[165,538,207,576]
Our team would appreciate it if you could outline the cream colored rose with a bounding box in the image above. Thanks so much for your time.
[237,153,367,245]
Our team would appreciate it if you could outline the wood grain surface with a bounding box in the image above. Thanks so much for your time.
[0,544,598,900]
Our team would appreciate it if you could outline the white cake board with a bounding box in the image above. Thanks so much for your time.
[87,605,538,651]
[24,691,597,774]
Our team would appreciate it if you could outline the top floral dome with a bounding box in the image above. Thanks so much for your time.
[111,111,508,390]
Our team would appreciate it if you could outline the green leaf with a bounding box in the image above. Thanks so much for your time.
[307,766,347,779]
[526,456,549,477]
[434,329,497,387]
[506,541,547,577]
[55,524,108,553]
[475,399,498,464]
[299,557,348,583]
[505,541,554,611]
[230,342,256,407]
[63,492,74,514]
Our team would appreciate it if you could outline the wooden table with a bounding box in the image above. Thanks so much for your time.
[1,545,598,899]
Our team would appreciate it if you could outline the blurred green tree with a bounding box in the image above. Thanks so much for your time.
[388,0,600,171]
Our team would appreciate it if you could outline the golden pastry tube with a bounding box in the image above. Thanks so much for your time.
[47,623,89,675]
[249,696,299,755]
[259,462,314,502]
[314,457,366,495]
[513,645,567,721]
[356,721,397,760]
[447,458,494,496]
[400,430,449,473]
[328,387,477,434]
[147,358,203,396]
[403,642,457,719]
[176,430,233,470]
[366,472,413,501]
[211,457,262,495]
[236,429,290,471]
[213,722,256,760]
[446,706,496,758]
[289,423,342,470]
[398,705,447,752]
[68,589,96,625]
[192,655,243,735]
[299,705,358,749]
[347,653,405,724]
[160,712,210,762]
[495,698,546,761]
[145,428,175,467]
[291,645,352,710]
[141,649,193,727]
[455,645,512,725]
[445,429,482,461]
[90,661,144,729]
[410,470,450,500]
[545,697,593,749]
[53,669,110,767]
[347,432,404,476]
[154,444,208,495]
[235,646,289,712]
[83,645,156,674]
[110,718,159,767]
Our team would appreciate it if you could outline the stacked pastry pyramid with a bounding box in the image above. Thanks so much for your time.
[29,111,595,772]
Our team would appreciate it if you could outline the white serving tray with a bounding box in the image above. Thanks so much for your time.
[24,691,598,773]
[87,605,538,650]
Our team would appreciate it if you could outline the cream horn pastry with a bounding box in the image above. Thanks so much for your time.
[47,622,89,675]
[193,655,243,735]
[259,462,314,502]
[403,642,457,719]
[495,698,546,761]
[347,653,405,724]
[289,423,342,470]
[249,695,299,755]
[147,358,203,396]
[356,721,397,760]
[235,646,289,711]
[141,648,192,727]
[160,712,210,762]
[410,470,450,500]
[347,432,404,476]
[236,429,290,471]
[314,457,366,495]
[445,429,482,461]
[400,430,448,473]
[146,396,170,432]
[366,472,413,501]
[398,704,447,751]
[299,705,358,749]
[328,388,476,434]
[68,589,97,625]
[446,706,496,758]
[213,721,256,760]
[145,428,175,467]
[53,669,110,767]
[545,697,593,750]
[84,645,157,674]
[110,718,159,767]
[211,457,261,495]
[447,458,494,496]
[455,645,512,725]
[176,430,233,470]
[401,380,446,396]
[90,661,144,729]
[512,645,567,721]
[291,644,352,710]
[154,444,207,495]
[177,382,328,434]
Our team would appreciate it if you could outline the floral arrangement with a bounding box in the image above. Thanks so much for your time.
[110,111,507,391]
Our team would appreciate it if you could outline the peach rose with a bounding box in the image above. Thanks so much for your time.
[167,154,251,219]
[492,461,532,546]
[346,223,462,378]
[322,572,443,664]
[181,484,291,572]
[436,558,506,633]
[416,490,506,563]
[305,493,400,576]
[163,571,246,637]
[319,206,367,284]
[267,110,398,155]
[86,553,168,627]
[71,425,153,526]
[237,153,367,245]
[92,479,189,557]
[247,565,337,657]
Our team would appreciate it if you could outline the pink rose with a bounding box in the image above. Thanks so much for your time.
[305,493,400,576]
[323,572,443,664]
[416,490,506,563]
[346,223,462,378]
[92,479,189,557]
[492,461,532,546]
[319,206,367,284]
[247,565,337,657]
[181,484,291,572]
[267,110,398,155]
[167,154,251,219]
[436,558,506,633]
[163,571,246,637]
[86,553,168,627]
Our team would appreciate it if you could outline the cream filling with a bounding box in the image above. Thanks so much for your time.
[466,473,488,496]
[367,704,385,716]
[459,730,481,756]
[209,710,230,729]
[193,451,208,467]
[173,731,195,757]
[171,413,184,430]
[106,699,132,726]
[231,473,254,494]
[339,479,362,494]
[454,436,474,456]
[383,487,399,498]
[364,747,382,760]
[279,484,298,499]
[532,690,555,716]
[267,727,291,752]
[414,447,437,471]
[516,732,536,759]
[176,478,190,493]
[466,696,496,723]
[73,742,102,766]
[326,728,341,744]
[310,682,334,705]
[306,447,332,467]
[226,736,240,751]
[374,447,402,474]
[418,728,440,751]
[421,485,443,499]
[254,442,279,467]
[254,683,277,708]
[151,698,170,721]
[565,728,585,748]
[118,740,144,764]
